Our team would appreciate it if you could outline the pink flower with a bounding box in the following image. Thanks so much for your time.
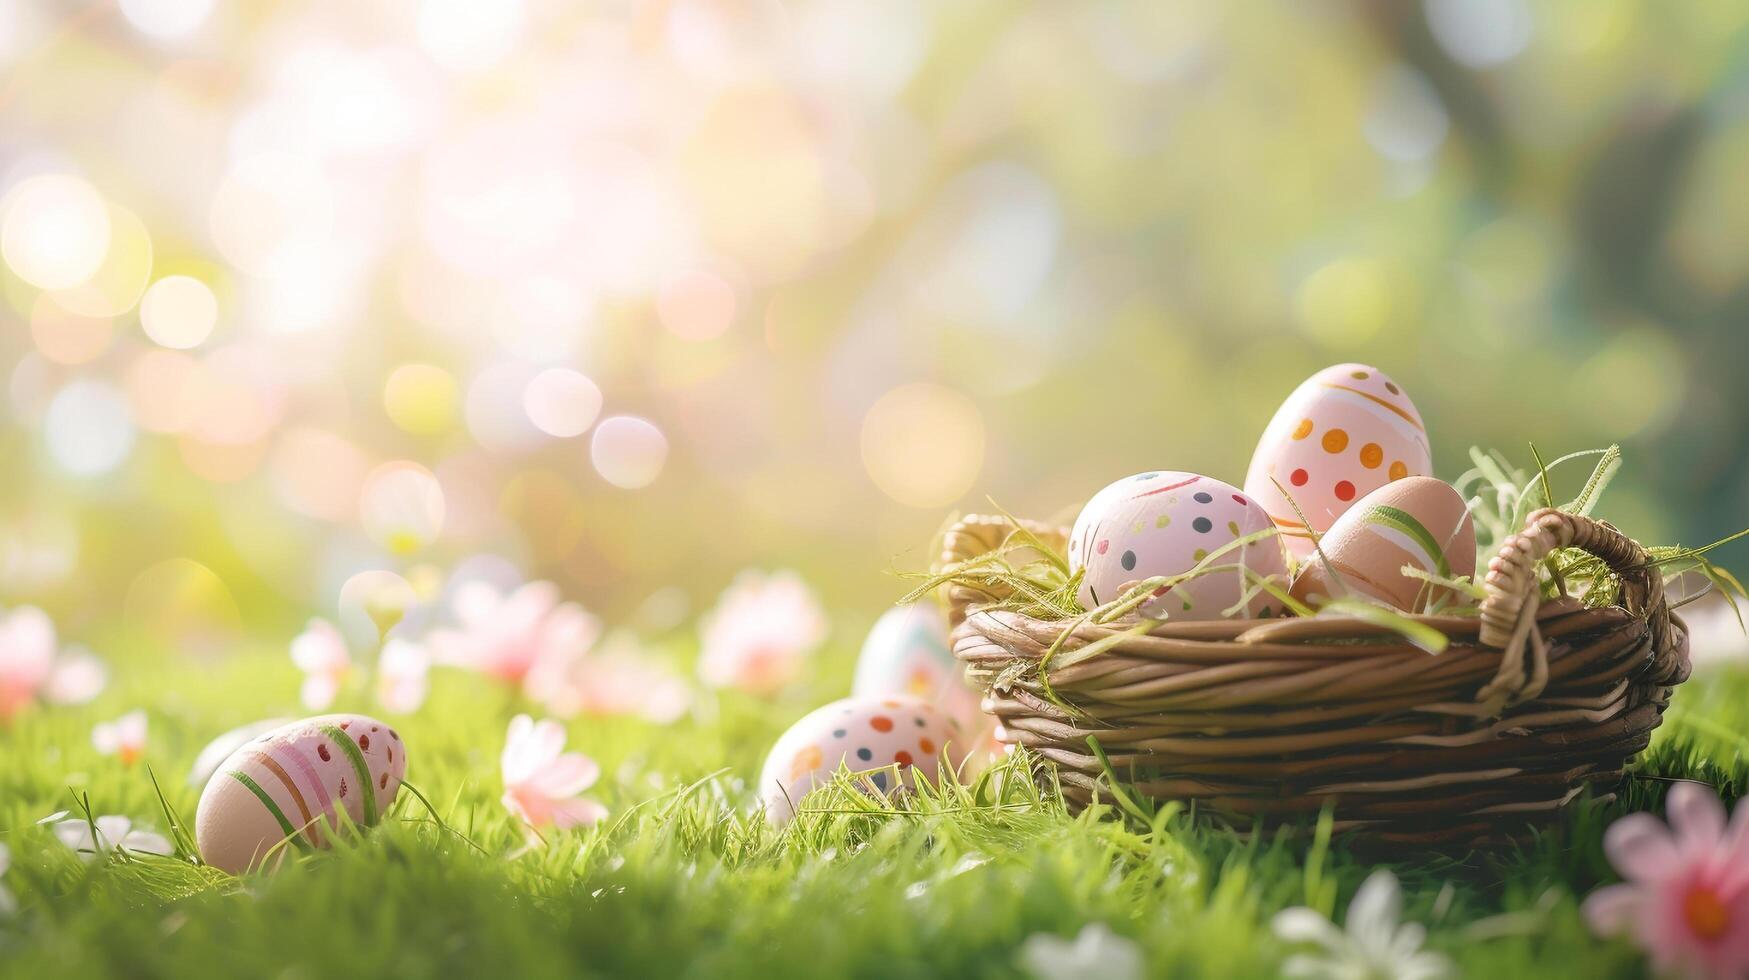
[540,636,690,724]
[1583,782,1749,979]
[92,709,148,765]
[697,570,827,696]
[374,637,430,714]
[500,714,608,833]
[429,581,600,694]
[290,618,351,710]
[0,606,106,722]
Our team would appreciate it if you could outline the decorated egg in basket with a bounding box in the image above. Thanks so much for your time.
[851,602,983,734]
[195,713,407,874]
[1290,476,1478,613]
[1243,363,1432,561]
[758,695,967,824]
[1067,471,1289,621]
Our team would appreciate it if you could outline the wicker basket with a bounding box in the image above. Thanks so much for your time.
[941,508,1692,846]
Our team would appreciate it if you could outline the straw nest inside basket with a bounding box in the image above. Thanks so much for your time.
[924,448,1740,846]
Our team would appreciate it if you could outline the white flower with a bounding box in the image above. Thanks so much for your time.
[1273,870,1453,980]
[51,816,174,861]
[91,709,148,765]
[291,618,351,710]
[1018,923,1145,980]
[0,841,15,915]
[375,636,430,714]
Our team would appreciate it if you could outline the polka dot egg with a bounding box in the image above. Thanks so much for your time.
[1067,472,1290,620]
[758,696,967,824]
[851,602,984,738]
[195,713,407,874]
[1243,363,1432,562]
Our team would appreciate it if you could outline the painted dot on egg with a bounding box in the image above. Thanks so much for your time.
[1292,419,1313,440]
[1193,491,1213,504]
[1335,481,1356,501]
[1322,428,1349,453]
[870,716,893,732]
[1155,514,1171,528]
[895,751,913,766]
[1351,370,1369,380]
[1232,494,1247,505]
[1096,539,1110,555]
[856,747,873,762]
[1135,472,1158,481]
[920,738,935,754]
[833,728,846,738]
[1193,548,1208,561]
[1360,443,1384,468]
[913,717,925,727]
[1390,460,1408,480]
[1192,517,1212,533]
[318,743,331,762]
[1385,381,1400,394]
[1121,550,1137,571]
[1290,469,1309,487]
[1227,520,1240,535]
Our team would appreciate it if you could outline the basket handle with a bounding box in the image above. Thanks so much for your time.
[1476,507,1685,708]
[937,514,1069,628]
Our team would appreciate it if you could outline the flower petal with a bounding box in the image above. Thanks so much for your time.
[122,830,174,856]
[544,796,609,831]
[1580,883,1641,936]
[1603,812,1679,883]
[1272,907,1345,951]
[1666,781,1727,852]
[44,649,106,705]
[528,752,600,798]
[1346,870,1403,954]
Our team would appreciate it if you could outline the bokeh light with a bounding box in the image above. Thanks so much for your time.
[359,461,447,554]
[384,364,459,436]
[591,417,669,490]
[859,383,983,509]
[523,368,603,438]
[43,381,136,476]
[1,174,111,290]
[118,0,215,40]
[139,275,219,349]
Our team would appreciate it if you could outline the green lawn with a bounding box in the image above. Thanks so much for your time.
[1,634,1745,979]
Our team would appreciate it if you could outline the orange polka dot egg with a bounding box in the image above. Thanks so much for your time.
[1243,363,1432,562]
[1067,472,1290,621]
[195,713,407,874]
[758,696,967,824]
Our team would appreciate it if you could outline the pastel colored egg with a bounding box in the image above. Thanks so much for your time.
[187,717,292,788]
[757,696,967,824]
[851,602,984,736]
[1243,363,1432,561]
[1066,472,1290,621]
[1289,476,1477,613]
[195,713,407,874]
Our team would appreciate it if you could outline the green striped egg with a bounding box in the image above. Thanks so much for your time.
[194,714,407,874]
[1288,476,1476,613]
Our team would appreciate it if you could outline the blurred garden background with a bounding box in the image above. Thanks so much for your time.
[2,0,1748,654]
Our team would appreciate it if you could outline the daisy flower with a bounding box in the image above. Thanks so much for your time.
[0,606,106,722]
[500,713,608,833]
[1583,782,1749,979]
[429,581,600,694]
[290,618,351,710]
[1273,869,1453,980]
[51,815,174,861]
[91,709,148,765]
[697,570,827,696]
[1018,923,1144,980]
[374,636,431,714]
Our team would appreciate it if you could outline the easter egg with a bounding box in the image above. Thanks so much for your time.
[1289,476,1477,613]
[1243,364,1432,561]
[851,602,982,733]
[1067,472,1290,621]
[187,717,292,788]
[758,696,967,824]
[195,713,407,874]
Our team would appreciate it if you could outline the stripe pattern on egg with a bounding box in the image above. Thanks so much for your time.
[195,713,407,874]
[1289,476,1477,613]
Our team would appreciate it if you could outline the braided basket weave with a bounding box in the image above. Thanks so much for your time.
[941,508,1692,846]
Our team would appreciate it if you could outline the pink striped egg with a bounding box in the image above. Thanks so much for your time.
[195,713,407,874]
[1243,364,1432,561]
[1067,472,1290,621]
[1289,476,1477,613]
[758,696,967,824]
